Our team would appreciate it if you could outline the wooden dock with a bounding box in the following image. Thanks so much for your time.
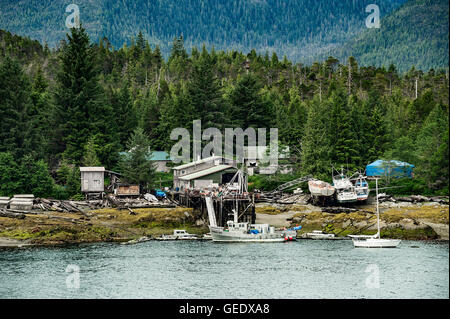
[171,191,256,227]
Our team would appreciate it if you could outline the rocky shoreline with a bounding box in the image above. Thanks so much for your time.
[255,197,449,240]
[0,196,448,247]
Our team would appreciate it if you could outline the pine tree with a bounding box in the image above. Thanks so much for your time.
[300,97,331,180]
[0,57,34,158]
[52,26,109,165]
[82,136,101,167]
[187,47,227,130]
[415,104,449,190]
[328,88,359,170]
[0,152,21,196]
[228,73,270,129]
[118,128,156,192]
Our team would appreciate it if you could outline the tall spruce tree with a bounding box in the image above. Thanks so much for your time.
[53,26,112,165]
[328,88,359,170]
[300,97,331,180]
[187,47,226,130]
[0,57,35,158]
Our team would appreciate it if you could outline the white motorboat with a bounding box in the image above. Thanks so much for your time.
[304,230,335,239]
[202,233,213,240]
[156,230,198,240]
[350,178,401,248]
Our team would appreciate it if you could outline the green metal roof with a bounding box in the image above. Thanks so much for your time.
[118,151,171,161]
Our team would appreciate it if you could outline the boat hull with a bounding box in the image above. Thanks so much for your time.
[209,226,292,243]
[352,238,401,248]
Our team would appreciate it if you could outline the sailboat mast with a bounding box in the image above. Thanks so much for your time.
[376,178,380,238]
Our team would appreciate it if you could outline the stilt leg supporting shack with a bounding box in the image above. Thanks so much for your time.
[173,192,255,227]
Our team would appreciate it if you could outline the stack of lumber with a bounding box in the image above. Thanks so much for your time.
[33,198,101,212]
[0,197,10,209]
[10,194,34,210]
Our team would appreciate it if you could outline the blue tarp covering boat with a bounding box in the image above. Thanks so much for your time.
[366,160,414,178]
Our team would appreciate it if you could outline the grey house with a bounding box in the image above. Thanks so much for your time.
[173,156,237,191]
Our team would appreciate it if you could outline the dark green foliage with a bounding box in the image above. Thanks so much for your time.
[228,73,272,129]
[0,24,448,197]
[187,47,227,130]
[0,57,35,158]
[0,153,55,198]
[329,0,449,72]
[0,152,21,196]
[0,1,410,67]
[17,156,55,198]
[66,167,82,198]
[415,104,449,190]
[118,128,156,192]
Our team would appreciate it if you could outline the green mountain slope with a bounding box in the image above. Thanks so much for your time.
[0,0,406,62]
[326,0,449,71]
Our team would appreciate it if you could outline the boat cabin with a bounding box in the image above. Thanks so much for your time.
[225,221,274,234]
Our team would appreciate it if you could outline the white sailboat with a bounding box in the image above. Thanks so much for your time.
[349,178,401,248]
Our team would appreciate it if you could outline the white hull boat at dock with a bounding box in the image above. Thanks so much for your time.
[209,222,297,243]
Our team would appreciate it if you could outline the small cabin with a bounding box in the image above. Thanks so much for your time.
[80,167,105,193]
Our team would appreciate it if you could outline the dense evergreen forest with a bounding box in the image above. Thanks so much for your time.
[1,0,410,66]
[0,25,448,199]
[327,0,449,72]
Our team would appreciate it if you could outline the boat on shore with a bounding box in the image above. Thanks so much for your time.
[308,180,335,197]
[352,173,370,202]
[333,167,358,204]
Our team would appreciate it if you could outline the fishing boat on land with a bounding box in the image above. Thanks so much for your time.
[351,172,370,202]
[308,180,335,197]
[349,178,401,248]
[332,167,358,204]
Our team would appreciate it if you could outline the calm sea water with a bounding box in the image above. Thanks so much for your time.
[0,240,448,299]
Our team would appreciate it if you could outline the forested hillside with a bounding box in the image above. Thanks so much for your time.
[0,0,407,64]
[328,0,449,72]
[0,27,448,199]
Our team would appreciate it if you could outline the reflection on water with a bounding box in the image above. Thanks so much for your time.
[0,240,448,299]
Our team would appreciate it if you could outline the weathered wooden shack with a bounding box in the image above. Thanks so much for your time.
[80,167,105,193]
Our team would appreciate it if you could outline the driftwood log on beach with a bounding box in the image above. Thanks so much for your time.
[0,209,25,219]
